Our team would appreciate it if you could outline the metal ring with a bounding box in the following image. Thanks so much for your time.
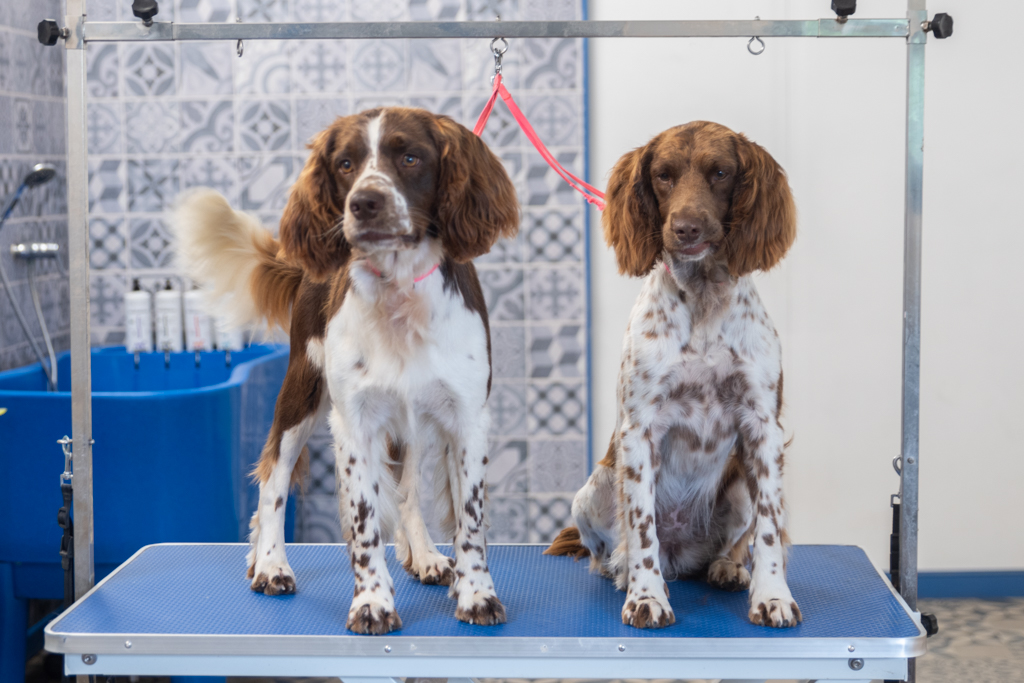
[747,35,765,55]
[490,36,508,57]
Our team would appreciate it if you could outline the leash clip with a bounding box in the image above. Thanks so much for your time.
[58,436,73,483]
[490,36,508,83]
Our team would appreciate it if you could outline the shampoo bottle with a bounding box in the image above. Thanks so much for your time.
[155,280,184,352]
[124,279,153,353]
[183,288,214,352]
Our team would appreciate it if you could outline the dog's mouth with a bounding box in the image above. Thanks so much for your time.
[354,231,419,245]
[679,241,710,256]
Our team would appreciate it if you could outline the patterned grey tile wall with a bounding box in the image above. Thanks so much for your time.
[0,0,70,372]
[87,0,586,544]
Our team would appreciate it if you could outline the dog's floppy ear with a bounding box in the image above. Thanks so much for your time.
[602,141,662,277]
[723,134,796,276]
[432,115,519,263]
[278,124,351,279]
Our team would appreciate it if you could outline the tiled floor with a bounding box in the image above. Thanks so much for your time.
[26,598,1024,682]
[913,597,1024,682]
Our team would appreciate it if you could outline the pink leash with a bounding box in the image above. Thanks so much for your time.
[473,74,606,211]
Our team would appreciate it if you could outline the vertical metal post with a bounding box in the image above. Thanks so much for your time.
[901,2,926,681]
[65,0,94,602]
[901,0,926,613]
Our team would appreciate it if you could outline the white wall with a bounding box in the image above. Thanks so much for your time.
[588,0,1024,572]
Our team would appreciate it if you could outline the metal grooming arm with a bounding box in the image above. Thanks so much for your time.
[40,1,952,681]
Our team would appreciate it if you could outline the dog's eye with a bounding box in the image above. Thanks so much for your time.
[340,159,353,173]
[656,172,671,182]
[402,154,420,167]
[713,170,728,180]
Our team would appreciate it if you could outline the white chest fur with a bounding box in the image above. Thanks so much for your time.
[619,266,783,533]
[325,266,490,440]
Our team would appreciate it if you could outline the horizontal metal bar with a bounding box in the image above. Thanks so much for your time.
[81,19,909,42]
[62,653,909,681]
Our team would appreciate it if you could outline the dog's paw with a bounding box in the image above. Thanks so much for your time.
[622,593,675,629]
[412,553,456,586]
[454,593,507,625]
[346,601,403,634]
[707,558,751,592]
[250,561,296,595]
[748,597,802,628]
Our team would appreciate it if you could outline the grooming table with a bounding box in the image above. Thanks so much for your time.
[46,544,924,682]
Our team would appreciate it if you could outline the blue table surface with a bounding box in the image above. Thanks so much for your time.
[51,544,920,640]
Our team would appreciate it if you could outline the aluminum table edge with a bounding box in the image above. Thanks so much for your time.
[61,653,910,679]
[45,630,927,659]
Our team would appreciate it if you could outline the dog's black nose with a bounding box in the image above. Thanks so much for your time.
[671,216,704,242]
[349,189,384,220]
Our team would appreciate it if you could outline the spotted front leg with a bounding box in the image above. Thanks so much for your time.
[332,411,402,635]
[448,416,505,625]
[743,420,801,628]
[616,422,674,629]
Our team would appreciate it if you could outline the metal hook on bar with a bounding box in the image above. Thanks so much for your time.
[236,17,244,57]
[747,16,765,56]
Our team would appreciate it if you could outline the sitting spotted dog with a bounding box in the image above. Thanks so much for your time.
[547,121,800,629]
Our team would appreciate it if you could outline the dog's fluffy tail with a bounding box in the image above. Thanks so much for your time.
[172,188,303,332]
[544,526,590,560]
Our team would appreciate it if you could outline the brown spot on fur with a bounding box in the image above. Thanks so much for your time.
[623,466,642,483]
[274,496,284,511]
[716,371,750,407]
[754,457,770,479]
[639,515,654,549]
[775,369,784,417]
[643,557,654,569]
[762,533,775,546]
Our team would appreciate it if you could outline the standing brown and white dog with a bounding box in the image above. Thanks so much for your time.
[173,107,519,634]
[547,121,799,629]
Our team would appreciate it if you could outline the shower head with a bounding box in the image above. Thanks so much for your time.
[24,163,56,187]
[0,163,58,229]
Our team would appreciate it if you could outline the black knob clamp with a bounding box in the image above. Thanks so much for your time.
[37,19,67,46]
[923,12,954,39]
[831,0,856,19]
[132,0,160,26]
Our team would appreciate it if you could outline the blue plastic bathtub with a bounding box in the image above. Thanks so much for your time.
[0,344,292,600]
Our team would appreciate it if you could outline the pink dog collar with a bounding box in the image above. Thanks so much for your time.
[365,261,440,284]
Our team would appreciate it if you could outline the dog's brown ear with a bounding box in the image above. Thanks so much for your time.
[278,125,351,279]
[723,134,796,276]
[432,116,520,263]
[602,142,662,277]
